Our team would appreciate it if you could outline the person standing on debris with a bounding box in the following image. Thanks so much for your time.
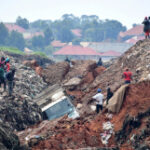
[0,57,5,69]
[97,57,103,66]
[0,67,6,92]
[123,68,132,84]
[65,57,70,63]
[142,17,150,39]
[92,88,104,114]
[6,68,16,96]
[106,88,113,105]
[5,58,10,72]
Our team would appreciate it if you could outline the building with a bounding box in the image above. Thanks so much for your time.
[119,25,143,39]
[51,40,67,48]
[53,45,101,60]
[88,42,132,53]
[71,29,82,37]
[5,23,26,33]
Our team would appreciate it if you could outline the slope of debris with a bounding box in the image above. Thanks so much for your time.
[0,51,49,131]
[18,80,150,150]
[16,39,150,150]
[0,122,28,150]
[91,39,150,91]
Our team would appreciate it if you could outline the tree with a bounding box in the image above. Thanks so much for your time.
[16,16,29,29]
[0,23,9,45]
[32,35,45,48]
[72,38,81,45]
[58,27,74,42]
[44,27,54,45]
[8,31,25,50]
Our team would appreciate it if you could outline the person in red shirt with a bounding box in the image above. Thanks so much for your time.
[123,68,132,84]
[5,58,10,72]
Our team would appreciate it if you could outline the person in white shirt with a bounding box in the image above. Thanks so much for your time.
[92,88,104,113]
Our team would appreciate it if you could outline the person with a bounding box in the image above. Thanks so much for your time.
[92,88,104,114]
[97,57,103,66]
[5,58,10,72]
[0,57,5,69]
[0,67,6,91]
[65,57,70,63]
[123,68,132,84]
[106,87,113,105]
[142,17,150,39]
[6,68,15,96]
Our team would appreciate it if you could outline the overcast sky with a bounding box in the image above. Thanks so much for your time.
[0,0,150,29]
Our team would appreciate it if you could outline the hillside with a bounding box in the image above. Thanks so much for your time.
[14,39,150,150]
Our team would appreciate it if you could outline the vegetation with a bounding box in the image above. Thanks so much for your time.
[16,16,29,29]
[0,14,127,56]
[32,51,48,58]
[0,46,24,55]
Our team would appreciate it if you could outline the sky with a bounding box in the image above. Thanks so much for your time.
[0,0,150,29]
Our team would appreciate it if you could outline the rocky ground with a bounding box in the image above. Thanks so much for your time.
[16,39,150,150]
[0,39,150,150]
[0,51,53,149]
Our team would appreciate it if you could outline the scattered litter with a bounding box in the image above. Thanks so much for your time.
[100,121,114,145]
[105,113,113,119]
[90,105,96,111]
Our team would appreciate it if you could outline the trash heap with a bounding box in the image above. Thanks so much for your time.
[17,39,150,150]
[0,51,49,131]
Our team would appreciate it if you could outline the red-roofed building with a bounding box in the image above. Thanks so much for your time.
[51,41,67,48]
[5,23,26,33]
[125,36,145,44]
[100,51,121,57]
[119,25,143,38]
[23,32,44,39]
[71,29,82,37]
[53,45,101,60]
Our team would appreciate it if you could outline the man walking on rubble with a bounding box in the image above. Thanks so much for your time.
[142,17,150,39]
[123,68,132,84]
[92,88,104,114]
[0,67,6,92]
[106,87,113,105]
[6,68,16,96]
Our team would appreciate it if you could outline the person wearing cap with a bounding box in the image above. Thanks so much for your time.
[123,68,132,84]
[142,17,150,39]
[92,88,104,114]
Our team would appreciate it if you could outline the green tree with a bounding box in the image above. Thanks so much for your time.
[32,35,45,48]
[16,16,29,29]
[44,27,54,45]
[72,38,81,45]
[0,23,9,45]
[58,27,74,42]
[8,31,25,50]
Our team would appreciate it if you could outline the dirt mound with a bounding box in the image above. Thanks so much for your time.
[42,62,70,85]
[91,39,150,92]
[17,81,150,150]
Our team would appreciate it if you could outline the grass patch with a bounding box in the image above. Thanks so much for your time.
[0,46,24,55]
[32,51,48,58]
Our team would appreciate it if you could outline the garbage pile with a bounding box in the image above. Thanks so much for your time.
[0,122,28,150]
[0,51,49,131]
[16,39,150,150]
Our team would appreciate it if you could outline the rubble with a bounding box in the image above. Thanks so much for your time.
[17,39,150,150]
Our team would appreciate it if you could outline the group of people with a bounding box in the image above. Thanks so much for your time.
[0,57,15,96]
[92,68,132,114]
[142,16,150,39]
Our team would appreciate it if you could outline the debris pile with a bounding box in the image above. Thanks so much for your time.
[16,39,150,150]
[0,51,48,131]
